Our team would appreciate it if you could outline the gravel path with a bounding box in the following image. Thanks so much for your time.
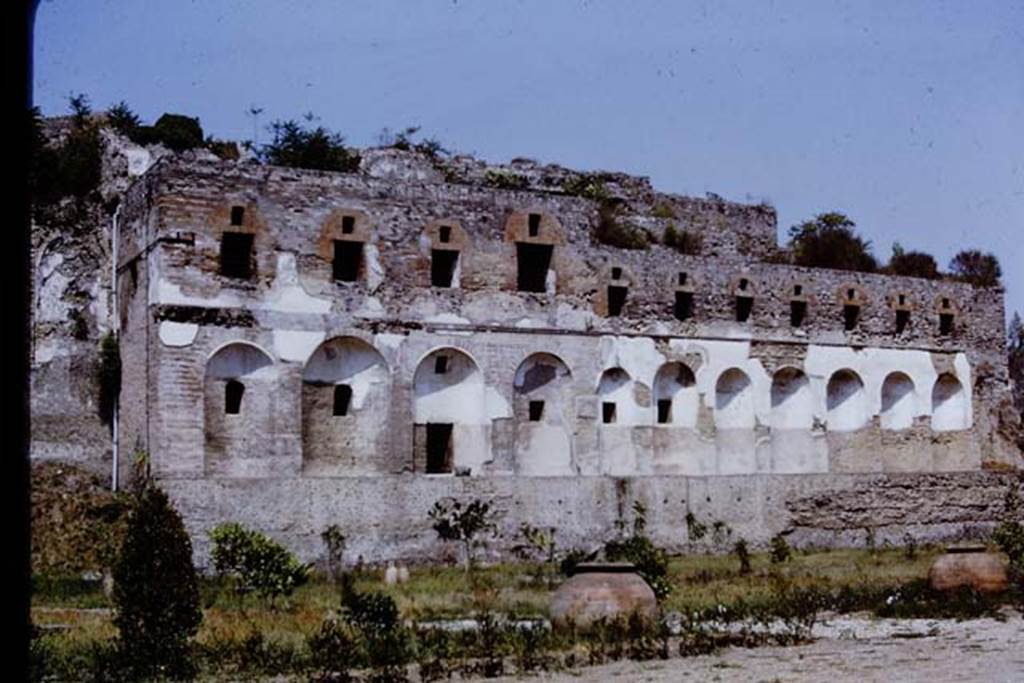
[489,614,1024,683]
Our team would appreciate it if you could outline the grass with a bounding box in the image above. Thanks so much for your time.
[31,547,1020,680]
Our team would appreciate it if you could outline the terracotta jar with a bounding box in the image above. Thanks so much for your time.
[928,544,1009,593]
[550,562,658,628]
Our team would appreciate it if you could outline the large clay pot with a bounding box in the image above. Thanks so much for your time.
[928,544,1009,593]
[550,562,658,628]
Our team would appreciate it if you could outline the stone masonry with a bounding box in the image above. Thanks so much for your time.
[38,140,1024,566]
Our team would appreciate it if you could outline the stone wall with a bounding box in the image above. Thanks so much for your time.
[33,140,1022,565]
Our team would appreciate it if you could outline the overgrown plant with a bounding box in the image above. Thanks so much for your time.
[112,485,202,680]
[734,539,752,575]
[993,485,1024,588]
[949,249,1002,287]
[209,522,310,604]
[321,524,348,583]
[663,223,702,255]
[787,212,877,272]
[517,523,558,585]
[769,533,791,564]
[594,203,649,250]
[428,497,499,572]
[605,501,672,601]
[261,118,361,172]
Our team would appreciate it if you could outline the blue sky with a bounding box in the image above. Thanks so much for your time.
[34,0,1023,320]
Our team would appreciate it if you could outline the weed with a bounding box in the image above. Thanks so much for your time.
[769,534,791,564]
[734,539,752,575]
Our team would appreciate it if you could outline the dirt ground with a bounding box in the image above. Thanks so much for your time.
[490,613,1024,683]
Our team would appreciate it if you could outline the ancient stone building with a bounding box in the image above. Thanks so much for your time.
[37,140,1023,564]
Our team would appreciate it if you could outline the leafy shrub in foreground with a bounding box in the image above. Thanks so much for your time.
[209,522,310,603]
[112,485,202,679]
[604,502,672,601]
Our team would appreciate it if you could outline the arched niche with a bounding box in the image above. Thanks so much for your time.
[653,362,698,428]
[204,342,276,475]
[301,336,391,475]
[413,348,488,474]
[770,367,813,430]
[714,368,754,429]
[931,373,969,432]
[826,369,867,432]
[880,372,916,431]
[512,353,573,475]
[597,367,638,426]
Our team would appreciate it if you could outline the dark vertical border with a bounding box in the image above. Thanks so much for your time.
[8,1,38,679]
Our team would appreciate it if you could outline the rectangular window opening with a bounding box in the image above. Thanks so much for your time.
[939,313,955,336]
[438,225,452,243]
[230,206,244,226]
[220,232,254,279]
[528,400,545,422]
[434,356,449,374]
[602,402,617,424]
[657,399,672,424]
[843,304,860,331]
[431,249,459,288]
[608,285,628,317]
[678,272,688,286]
[516,243,553,293]
[790,300,807,328]
[793,284,803,296]
[528,213,541,237]
[611,267,622,280]
[735,296,753,323]
[333,240,363,282]
[674,291,693,321]
[225,380,244,415]
[341,215,356,234]
[895,309,910,334]
[333,384,353,417]
[425,423,454,474]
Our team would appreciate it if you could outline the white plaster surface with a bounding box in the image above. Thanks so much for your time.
[158,321,199,347]
[273,330,326,363]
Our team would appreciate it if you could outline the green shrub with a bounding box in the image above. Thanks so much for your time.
[321,523,347,582]
[769,533,791,564]
[30,96,103,211]
[140,113,204,151]
[663,223,702,255]
[307,618,358,680]
[429,497,498,571]
[886,243,940,279]
[651,202,675,219]
[209,522,310,603]
[787,212,877,272]
[733,539,752,575]
[949,249,1002,287]
[112,486,202,679]
[594,204,649,250]
[993,486,1024,587]
[261,119,361,172]
[562,174,611,202]
[106,101,141,138]
[483,168,529,190]
[604,502,672,601]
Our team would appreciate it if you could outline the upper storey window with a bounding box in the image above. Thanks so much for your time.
[220,232,254,279]
[508,210,562,294]
[230,206,245,226]
[333,240,363,282]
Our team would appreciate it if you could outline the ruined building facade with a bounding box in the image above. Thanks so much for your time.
[41,145,1024,563]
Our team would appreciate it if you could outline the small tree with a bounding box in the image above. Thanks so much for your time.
[210,522,310,605]
[733,539,752,575]
[321,524,348,583]
[112,486,202,679]
[428,497,498,572]
[769,533,791,564]
[949,249,1002,287]
[261,119,361,172]
[787,212,877,272]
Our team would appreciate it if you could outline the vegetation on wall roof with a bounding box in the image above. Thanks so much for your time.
[948,249,1002,288]
[884,243,940,280]
[787,212,878,273]
[260,118,361,172]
